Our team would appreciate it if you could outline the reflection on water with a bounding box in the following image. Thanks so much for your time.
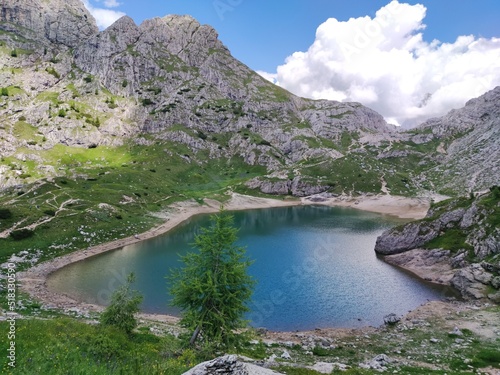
[48,205,457,331]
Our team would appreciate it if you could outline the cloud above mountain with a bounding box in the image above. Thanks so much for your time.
[269,1,500,126]
[82,0,125,30]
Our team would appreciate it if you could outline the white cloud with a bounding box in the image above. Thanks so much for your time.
[273,1,500,126]
[82,0,125,30]
[256,70,278,84]
[103,0,121,8]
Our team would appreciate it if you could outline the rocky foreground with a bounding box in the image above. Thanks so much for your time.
[173,300,500,374]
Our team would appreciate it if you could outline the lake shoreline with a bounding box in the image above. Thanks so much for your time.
[18,192,432,329]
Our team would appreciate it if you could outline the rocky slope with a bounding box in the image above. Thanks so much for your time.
[375,187,500,302]
[0,0,98,48]
[0,0,498,198]
[0,1,399,197]
[410,87,500,193]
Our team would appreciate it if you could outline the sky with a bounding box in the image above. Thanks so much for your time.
[82,1,500,126]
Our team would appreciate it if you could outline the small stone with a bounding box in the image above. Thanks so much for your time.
[281,350,292,360]
[384,313,401,325]
[449,327,463,336]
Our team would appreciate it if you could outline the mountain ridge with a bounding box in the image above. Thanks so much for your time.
[0,1,498,206]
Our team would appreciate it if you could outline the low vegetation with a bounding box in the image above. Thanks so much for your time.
[0,303,498,374]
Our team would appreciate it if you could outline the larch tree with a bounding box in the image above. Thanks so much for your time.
[168,208,255,347]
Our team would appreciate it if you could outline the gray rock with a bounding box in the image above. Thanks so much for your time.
[488,291,500,303]
[460,203,479,229]
[491,276,500,289]
[383,313,401,325]
[280,350,292,360]
[308,362,338,374]
[182,355,284,375]
[375,222,440,255]
[451,265,490,299]
[449,327,463,336]
[0,0,98,48]
[361,354,392,371]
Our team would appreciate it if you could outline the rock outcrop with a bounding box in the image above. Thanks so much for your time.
[0,0,98,47]
[413,87,500,193]
[182,355,283,375]
[375,190,500,301]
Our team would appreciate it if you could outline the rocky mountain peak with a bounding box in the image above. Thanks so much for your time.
[0,0,98,47]
[138,14,226,63]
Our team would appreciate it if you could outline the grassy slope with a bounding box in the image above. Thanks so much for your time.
[0,140,267,268]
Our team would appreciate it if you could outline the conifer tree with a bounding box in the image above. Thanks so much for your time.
[168,208,255,347]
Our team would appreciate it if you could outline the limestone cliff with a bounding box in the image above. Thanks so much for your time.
[0,0,98,48]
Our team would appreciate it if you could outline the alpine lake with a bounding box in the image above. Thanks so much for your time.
[48,205,457,331]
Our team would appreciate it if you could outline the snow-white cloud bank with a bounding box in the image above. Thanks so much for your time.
[273,1,500,126]
[82,0,125,30]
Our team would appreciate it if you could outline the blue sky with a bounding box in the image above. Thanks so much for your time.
[85,0,500,72]
[83,1,500,125]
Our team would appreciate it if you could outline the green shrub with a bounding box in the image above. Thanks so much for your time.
[100,273,143,335]
[141,98,154,106]
[43,209,56,217]
[197,130,207,140]
[10,49,17,57]
[87,333,124,361]
[84,75,93,83]
[10,228,34,240]
[490,185,500,199]
[1,87,8,96]
[122,79,128,87]
[46,67,61,79]
[312,346,334,356]
[0,208,13,219]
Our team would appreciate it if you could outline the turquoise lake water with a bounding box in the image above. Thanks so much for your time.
[48,205,457,331]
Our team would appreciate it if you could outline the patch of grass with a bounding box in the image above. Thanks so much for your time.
[276,367,324,375]
[424,229,473,253]
[256,84,291,102]
[397,368,451,374]
[36,91,60,104]
[13,121,39,141]
[0,318,195,375]
[471,348,500,368]
[46,67,61,79]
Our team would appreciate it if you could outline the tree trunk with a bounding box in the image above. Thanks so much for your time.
[190,325,201,346]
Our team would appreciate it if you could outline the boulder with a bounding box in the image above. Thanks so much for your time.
[383,313,401,325]
[451,265,491,299]
[182,355,284,375]
[375,222,440,255]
